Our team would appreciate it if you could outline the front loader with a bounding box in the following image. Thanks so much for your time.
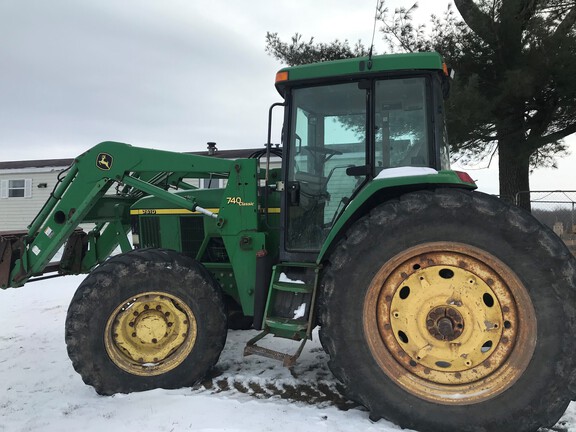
[1,52,575,432]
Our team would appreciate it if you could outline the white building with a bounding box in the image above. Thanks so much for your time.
[0,158,73,231]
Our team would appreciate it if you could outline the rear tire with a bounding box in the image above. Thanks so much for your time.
[319,189,576,432]
[65,248,227,395]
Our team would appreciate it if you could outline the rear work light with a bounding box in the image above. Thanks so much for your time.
[454,170,476,185]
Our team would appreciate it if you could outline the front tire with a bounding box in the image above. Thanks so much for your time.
[65,248,227,395]
[319,189,576,432]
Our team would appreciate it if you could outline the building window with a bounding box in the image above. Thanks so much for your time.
[1,179,32,198]
[9,180,25,197]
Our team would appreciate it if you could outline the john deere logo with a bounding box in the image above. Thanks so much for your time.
[96,153,113,170]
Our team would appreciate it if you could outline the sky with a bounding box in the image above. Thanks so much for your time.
[0,0,574,195]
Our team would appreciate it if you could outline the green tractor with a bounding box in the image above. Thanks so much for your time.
[1,52,575,432]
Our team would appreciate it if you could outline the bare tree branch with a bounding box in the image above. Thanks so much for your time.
[453,0,498,45]
[553,5,576,38]
[534,122,576,147]
[519,0,540,27]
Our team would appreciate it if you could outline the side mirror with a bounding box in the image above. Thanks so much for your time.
[346,165,370,177]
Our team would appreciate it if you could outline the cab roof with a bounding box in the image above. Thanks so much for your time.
[275,52,444,92]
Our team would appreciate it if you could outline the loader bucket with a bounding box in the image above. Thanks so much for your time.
[0,230,27,288]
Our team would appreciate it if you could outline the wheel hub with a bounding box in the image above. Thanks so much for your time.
[105,292,197,376]
[134,311,169,344]
[426,307,464,341]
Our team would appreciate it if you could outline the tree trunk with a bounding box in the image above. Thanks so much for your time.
[498,135,532,212]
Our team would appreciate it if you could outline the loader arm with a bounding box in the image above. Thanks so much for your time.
[0,141,236,288]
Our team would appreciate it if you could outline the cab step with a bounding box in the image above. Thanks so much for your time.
[243,262,320,366]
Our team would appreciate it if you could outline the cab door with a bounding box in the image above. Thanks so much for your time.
[284,82,368,255]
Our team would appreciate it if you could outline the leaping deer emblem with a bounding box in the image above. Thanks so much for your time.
[97,153,113,170]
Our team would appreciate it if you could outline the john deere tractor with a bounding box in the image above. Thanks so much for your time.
[1,52,574,432]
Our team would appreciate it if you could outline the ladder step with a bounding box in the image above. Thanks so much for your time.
[275,262,318,268]
[272,281,313,293]
[266,316,308,331]
[244,344,295,366]
[244,330,308,367]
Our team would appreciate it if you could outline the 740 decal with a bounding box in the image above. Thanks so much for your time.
[226,196,254,207]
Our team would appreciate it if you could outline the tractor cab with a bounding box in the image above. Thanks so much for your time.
[274,53,452,260]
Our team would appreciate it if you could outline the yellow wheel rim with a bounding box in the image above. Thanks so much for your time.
[364,242,536,405]
[105,291,197,376]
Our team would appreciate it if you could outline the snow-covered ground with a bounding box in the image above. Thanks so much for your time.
[1,275,575,432]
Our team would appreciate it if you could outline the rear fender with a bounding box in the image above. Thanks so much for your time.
[316,170,476,263]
